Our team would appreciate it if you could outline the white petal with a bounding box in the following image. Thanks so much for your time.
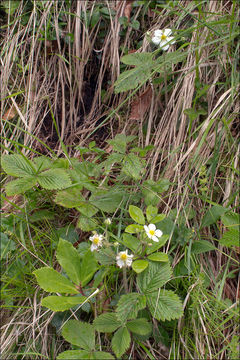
[149,224,156,231]
[144,225,149,233]
[89,236,94,241]
[152,36,161,45]
[117,259,124,268]
[155,229,163,237]
[160,41,169,51]
[152,235,159,242]
[164,28,172,36]
[167,36,175,44]
[126,258,133,266]
[91,243,97,251]
[154,29,163,37]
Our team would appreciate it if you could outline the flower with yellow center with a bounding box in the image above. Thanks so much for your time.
[151,29,175,50]
[144,223,163,242]
[89,233,103,252]
[116,250,133,268]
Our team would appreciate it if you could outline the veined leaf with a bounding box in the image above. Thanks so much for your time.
[121,52,153,66]
[37,168,71,190]
[92,351,114,359]
[93,312,120,333]
[146,234,169,255]
[132,260,149,273]
[2,154,36,177]
[57,350,90,359]
[42,295,87,312]
[116,293,146,323]
[111,326,131,358]
[147,252,168,262]
[137,261,172,294]
[76,202,98,217]
[80,250,98,287]
[219,228,239,248]
[122,153,145,180]
[5,176,37,196]
[147,289,183,321]
[146,205,158,222]
[55,187,84,208]
[122,233,141,253]
[56,239,82,284]
[126,318,152,335]
[201,205,227,228]
[191,240,216,254]
[90,189,125,213]
[77,216,98,231]
[62,320,95,351]
[129,205,145,225]
[125,224,143,233]
[33,267,78,294]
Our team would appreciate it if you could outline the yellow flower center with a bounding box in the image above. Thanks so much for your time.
[161,34,167,40]
[93,237,99,245]
[120,253,127,261]
[149,230,155,236]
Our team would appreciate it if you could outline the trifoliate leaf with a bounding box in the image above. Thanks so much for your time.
[147,289,183,321]
[62,320,95,351]
[137,261,172,294]
[116,293,146,323]
[93,312,121,333]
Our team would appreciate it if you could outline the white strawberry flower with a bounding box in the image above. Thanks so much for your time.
[116,250,133,268]
[144,223,163,242]
[89,233,103,252]
[152,29,175,50]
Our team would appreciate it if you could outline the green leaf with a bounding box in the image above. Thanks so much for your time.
[219,229,239,248]
[121,52,153,66]
[5,176,37,196]
[132,260,149,273]
[147,252,168,262]
[62,320,95,351]
[146,235,169,255]
[92,352,114,359]
[55,187,84,208]
[137,261,172,294]
[114,63,153,93]
[122,233,141,253]
[146,205,158,222]
[129,205,145,225]
[151,214,166,223]
[126,318,152,335]
[33,267,78,294]
[90,189,125,213]
[33,156,52,171]
[147,289,183,321]
[122,153,145,180]
[41,295,87,312]
[80,250,98,287]
[201,205,227,228]
[125,224,143,234]
[116,293,146,323]
[93,312,121,333]
[95,247,116,266]
[77,216,98,231]
[221,211,239,230]
[0,233,15,260]
[56,239,82,284]
[57,350,90,360]
[191,240,216,254]
[30,210,55,222]
[76,202,98,217]
[37,168,72,190]
[142,179,170,205]
[107,134,129,154]
[111,326,131,358]
[2,154,36,177]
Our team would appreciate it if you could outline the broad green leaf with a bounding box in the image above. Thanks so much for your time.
[2,154,36,177]
[41,295,87,312]
[92,351,114,359]
[76,202,98,217]
[5,176,37,196]
[80,250,98,287]
[122,153,145,180]
[30,210,55,222]
[54,187,84,208]
[90,189,125,213]
[107,134,129,154]
[111,326,131,358]
[151,214,166,223]
[33,267,78,294]
[132,260,149,273]
[125,224,143,233]
[122,233,141,253]
[116,293,146,323]
[56,239,82,284]
[126,318,152,335]
[77,216,98,231]
[129,205,145,225]
[147,252,168,262]
[37,168,71,190]
[221,211,239,230]
[57,350,90,359]
[137,261,172,294]
[33,156,52,171]
[62,320,95,351]
[142,179,170,206]
[146,205,158,222]
[146,235,169,255]
[191,240,216,254]
[121,52,153,66]
[147,289,183,321]
[201,205,227,228]
[93,312,120,333]
[219,229,239,248]
[95,247,116,266]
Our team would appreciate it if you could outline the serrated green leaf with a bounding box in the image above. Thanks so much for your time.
[125,224,143,233]
[37,168,71,190]
[146,205,158,222]
[62,320,95,351]
[90,189,125,213]
[77,216,98,231]
[122,233,141,253]
[151,214,166,223]
[114,64,153,93]
[76,202,98,217]
[5,176,37,196]
[33,267,78,294]
[42,295,87,312]
[2,154,36,177]
[111,326,131,358]
[80,250,98,287]
[95,247,116,266]
[191,240,216,254]
[137,261,172,294]
[129,205,145,225]
[107,134,128,154]
[201,205,227,228]
[126,318,152,335]
[93,312,121,333]
[219,229,239,247]
[221,211,239,230]
[122,153,145,180]
[121,52,153,66]
[132,260,149,273]
[146,235,169,255]
[116,293,146,323]
[57,350,90,359]
[92,351,114,359]
[147,252,168,262]
[147,289,183,321]
[33,156,52,171]
[55,187,84,208]
[56,239,82,284]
